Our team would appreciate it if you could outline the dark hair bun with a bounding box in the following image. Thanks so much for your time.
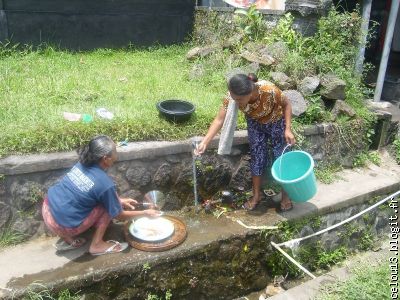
[248,73,258,82]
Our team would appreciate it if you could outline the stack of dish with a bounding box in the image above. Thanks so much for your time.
[129,217,175,242]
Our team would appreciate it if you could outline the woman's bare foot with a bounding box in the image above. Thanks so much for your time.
[62,236,86,247]
[89,240,129,256]
[54,237,87,251]
[279,192,293,212]
[243,195,261,211]
[89,240,122,254]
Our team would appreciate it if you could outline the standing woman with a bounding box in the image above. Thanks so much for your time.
[42,135,159,255]
[195,73,295,211]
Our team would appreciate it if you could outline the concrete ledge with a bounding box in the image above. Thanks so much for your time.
[0,151,78,176]
[0,131,249,175]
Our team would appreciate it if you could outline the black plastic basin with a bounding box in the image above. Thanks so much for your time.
[156,100,195,123]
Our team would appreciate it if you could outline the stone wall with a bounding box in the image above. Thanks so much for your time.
[194,0,333,44]
[0,122,369,241]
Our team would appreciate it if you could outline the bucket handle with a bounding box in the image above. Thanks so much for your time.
[280,143,292,156]
[278,144,292,179]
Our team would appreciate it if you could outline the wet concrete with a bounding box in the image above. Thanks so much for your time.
[0,151,399,299]
[1,213,248,290]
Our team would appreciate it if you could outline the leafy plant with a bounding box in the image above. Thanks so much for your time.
[315,246,348,269]
[0,226,25,248]
[315,163,343,184]
[265,13,297,49]
[23,283,80,300]
[297,95,330,125]
[311,8,362,72]
[142,262,151,273]
[146,290,172,300]
[365,127,375,146]
[274,50,315,83]
[353,151,381,168]
[29,185,45,205]
[393,139,400,163]
[352,152,369,168]
[147,294,160,300]
[358,230,374,251]
[367,151,381,166]
[234,4,266,41]
[165,290,172,300]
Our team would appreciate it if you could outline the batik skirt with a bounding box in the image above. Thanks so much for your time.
[246,117,287,176]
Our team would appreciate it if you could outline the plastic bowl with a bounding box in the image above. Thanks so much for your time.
[156,100,195,123]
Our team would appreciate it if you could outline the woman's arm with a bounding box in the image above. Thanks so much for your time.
[196,107,227,154]
[115,209,160,220]
[119,197,138,210]
[116,196,160,220]
[282,95,296,145]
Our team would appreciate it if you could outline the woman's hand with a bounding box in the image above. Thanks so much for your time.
[194,106,227,156]
[120,198,138,210]
[194,142,207,156]
[284,129,296,145]
[144,209,162,217]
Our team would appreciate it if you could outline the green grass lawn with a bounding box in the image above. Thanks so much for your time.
[0,45,246,157]
[315,259,391,300]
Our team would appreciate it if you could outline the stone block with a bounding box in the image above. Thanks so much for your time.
[126,166,151,188]
[0,201,11,229]
[303,125,319,136]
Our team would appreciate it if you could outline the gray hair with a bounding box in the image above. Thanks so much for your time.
[78,135,115,166]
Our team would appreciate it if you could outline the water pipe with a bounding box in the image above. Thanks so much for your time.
[373,0,400,102]
[278,190,400,248]
[271,241,316,279]
[271,190,400,279]
[223,213,279,229]
[355,0,372,75]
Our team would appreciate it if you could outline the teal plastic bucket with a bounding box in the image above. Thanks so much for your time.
[271,151,317,202]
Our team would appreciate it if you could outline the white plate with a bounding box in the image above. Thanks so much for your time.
[129,217,175,242]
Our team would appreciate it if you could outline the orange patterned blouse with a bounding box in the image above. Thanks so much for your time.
[222,81,284,124]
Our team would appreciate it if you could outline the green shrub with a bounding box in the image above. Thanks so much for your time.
[297,95,331,125]
[23,283,80,300]
[353,151,381,168]
[234,4,266,42]
[393,139,400,163]
[265,13,306,52]
[315,163,343,184]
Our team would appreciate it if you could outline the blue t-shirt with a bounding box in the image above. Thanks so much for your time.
[47,162,122,228]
